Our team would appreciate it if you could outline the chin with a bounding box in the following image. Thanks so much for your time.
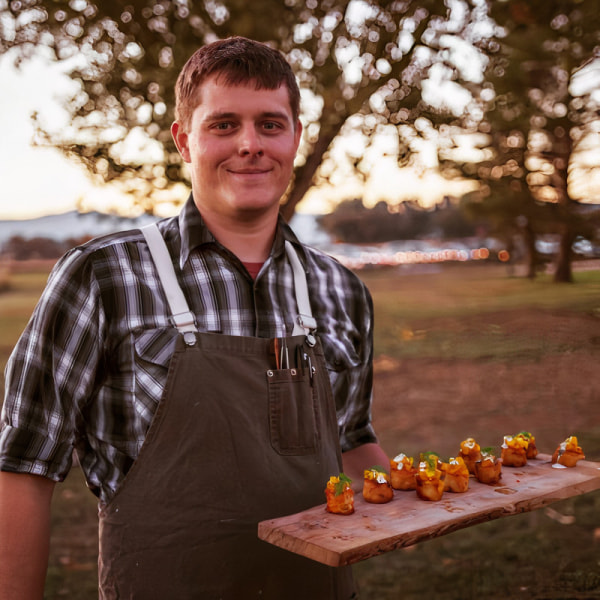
[231,195,282,215]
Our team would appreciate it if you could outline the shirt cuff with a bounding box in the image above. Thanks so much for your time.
[339,424,378,453]
[0,425,73,481]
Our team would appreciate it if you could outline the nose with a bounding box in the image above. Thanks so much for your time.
[238,125,263,157]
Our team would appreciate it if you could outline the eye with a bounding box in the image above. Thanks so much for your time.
[209,121,238,134]
[263,121,283,132]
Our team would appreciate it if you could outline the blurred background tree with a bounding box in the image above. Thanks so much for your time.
[1,0,599,282]
[0,0,491,218]
[439,0,600,281]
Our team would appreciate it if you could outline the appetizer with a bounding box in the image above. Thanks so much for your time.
[363,466,394,504]
[501,434,528,467]
[325,473,355,515]
[552,435,585,468]
[515,431,538,459]
[474,447,502,484]
[441,456,470,493]
[459,437,482,474]
[416,453,445,501]
[390,453,418,490]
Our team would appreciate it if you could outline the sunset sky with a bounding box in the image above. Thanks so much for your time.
[0,48,122,219]
[2,45,597,222]
[0,44,477,222]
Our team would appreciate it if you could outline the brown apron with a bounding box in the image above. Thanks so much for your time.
[98,226,356,599]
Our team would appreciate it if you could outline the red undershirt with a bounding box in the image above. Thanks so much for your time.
[243,262,263,280]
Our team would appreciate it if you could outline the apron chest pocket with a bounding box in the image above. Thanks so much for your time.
[267,369,317,456]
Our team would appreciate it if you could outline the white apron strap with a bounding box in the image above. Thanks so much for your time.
[285,240,317,344]
[141,224,198,346]
[142,225,315,345]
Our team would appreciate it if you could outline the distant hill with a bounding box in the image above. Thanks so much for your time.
[0,211,161,245]
[0,210,331,247]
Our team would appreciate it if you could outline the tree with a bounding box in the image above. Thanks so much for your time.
[440,0,600,281]
[0,0,491,219]
[318,195,478,243]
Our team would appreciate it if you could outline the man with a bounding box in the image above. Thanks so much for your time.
[0,37,388,599]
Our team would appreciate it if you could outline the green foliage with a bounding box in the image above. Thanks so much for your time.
[446,0,600,282]
[0,1,446,212]
[0,0,492,218]
[319,197,479,243]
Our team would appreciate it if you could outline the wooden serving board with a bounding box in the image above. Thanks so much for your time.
[258,454,600,567]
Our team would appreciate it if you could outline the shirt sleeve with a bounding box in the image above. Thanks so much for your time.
[331,281,377,452]
[0,248,104,481]
[305,250,378,452]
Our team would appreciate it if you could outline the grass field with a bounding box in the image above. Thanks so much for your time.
[358,264,600,600]
[368,263,600,360]
[1,260,600,599]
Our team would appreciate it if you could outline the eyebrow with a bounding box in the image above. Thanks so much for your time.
[204,110,292,123]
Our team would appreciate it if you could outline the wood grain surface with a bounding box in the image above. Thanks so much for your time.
[257,454,600,566]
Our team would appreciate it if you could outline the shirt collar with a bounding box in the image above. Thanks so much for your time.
[177,193,307,270]
[178,194,216,268]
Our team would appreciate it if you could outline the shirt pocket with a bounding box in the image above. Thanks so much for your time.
[131,328,179,418]
[319,332,362,413]
[133,328,179,368]
[320,332,361,373]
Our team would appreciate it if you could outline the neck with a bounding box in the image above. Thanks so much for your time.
[201,211,279,263]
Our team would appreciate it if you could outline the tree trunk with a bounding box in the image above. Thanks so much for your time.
[522,223,537,279]
[553,224,574,283]
[550,129,574,283]
[280,128,339,222]
[279,11,433,222]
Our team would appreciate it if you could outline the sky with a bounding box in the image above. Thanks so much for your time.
[2,7,600,223]
[5,44,597,222]
[0,48,131,219]
[0,44,479,222]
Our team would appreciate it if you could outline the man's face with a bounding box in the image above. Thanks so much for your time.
[172,75,302,224]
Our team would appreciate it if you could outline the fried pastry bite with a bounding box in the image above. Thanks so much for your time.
[325,473,355,515]
[390,453,418,491]
[459,438,481,474]
[363,466,394,504]
[441,456,469,493]
[474,448,502,484]
[516,431,538,459]
[552,436,585,468]
[416,453,445,501]
[501,434,528,468]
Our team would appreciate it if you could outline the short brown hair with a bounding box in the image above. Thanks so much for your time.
[174,36,300,130]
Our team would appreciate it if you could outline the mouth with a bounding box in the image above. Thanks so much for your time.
[228,168,271,175]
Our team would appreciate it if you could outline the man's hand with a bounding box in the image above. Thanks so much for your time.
[0,472,55,599]
[341,443,390,492]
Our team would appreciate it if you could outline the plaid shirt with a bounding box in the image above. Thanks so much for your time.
[0,196,376,503]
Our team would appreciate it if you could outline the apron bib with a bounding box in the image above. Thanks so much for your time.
[98,225,356,599]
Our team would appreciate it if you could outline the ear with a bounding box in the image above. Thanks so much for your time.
[293,119,303,151]
[171,121,191,163]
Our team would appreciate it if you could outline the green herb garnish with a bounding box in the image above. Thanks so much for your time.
[419,452,439,470]
[334,473,353,496]
[369,465,387,473]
